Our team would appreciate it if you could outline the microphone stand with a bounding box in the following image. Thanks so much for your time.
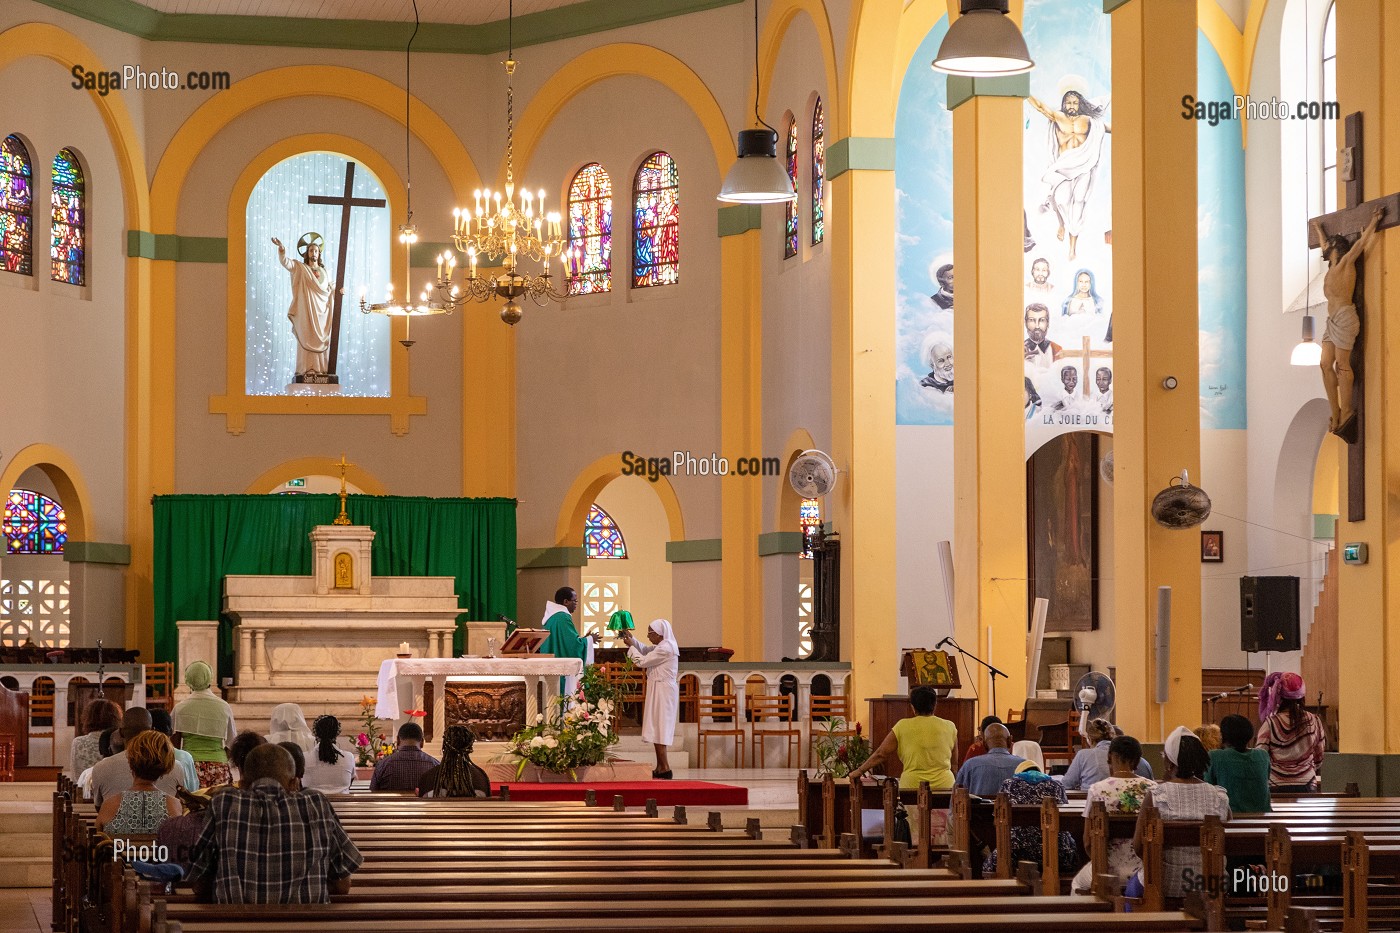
[943,637,1008,720]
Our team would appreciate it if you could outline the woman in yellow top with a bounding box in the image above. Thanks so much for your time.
[847,686,959,789]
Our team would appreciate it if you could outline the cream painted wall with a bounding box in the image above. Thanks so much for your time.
[587,476,673,631]
[894,427,956,658]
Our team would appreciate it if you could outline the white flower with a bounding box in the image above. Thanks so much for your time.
[535,713,545,724]
[529,735,547,748]
[543,736,558,748]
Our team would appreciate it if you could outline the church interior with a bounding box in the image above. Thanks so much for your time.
[4,0,1400,928]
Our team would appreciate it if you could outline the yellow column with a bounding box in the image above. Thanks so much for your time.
[949,88,1028,719]
[1109,0,1200,740]
[461,314,516,498]
[1335,0,1400,757]
[830,163,899,702]
[720,223,765,661]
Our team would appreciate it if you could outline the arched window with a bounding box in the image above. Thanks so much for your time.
[799,497,821,559]
[584,504,626,559]
[567,163,612,295]
[784,116,799,259]
[1,135,33,276]
[51,148,85,285]
[811,98,825,246]
[4,490,67,554]
[1321,1,1337,214]
[632,152,679,288]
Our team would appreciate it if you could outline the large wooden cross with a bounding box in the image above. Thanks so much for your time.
[307,162,387,377]
[1074,335,1114,396]
[1306,113,1400,521]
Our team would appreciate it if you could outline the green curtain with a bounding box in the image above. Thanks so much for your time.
[152,494,517,680]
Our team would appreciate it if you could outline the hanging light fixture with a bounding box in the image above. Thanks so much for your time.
[1290,1,1321,367]
[360,0,452,347]
[442,0,568,325]
[932,0,1034,77]
[717,0,797,204]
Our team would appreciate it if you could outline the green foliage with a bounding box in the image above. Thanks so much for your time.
[813,718,871,778]
[509,666,620,780]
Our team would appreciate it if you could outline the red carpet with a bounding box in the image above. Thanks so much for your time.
[492,780,748,807]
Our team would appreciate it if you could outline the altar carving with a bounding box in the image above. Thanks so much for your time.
[443,681,526,741]
[334,552,353,589]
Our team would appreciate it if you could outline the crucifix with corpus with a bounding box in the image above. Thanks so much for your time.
[1306,112,1399,519]
[272,161,387,386]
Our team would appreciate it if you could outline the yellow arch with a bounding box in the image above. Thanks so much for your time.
[755,0,842,138]
[554,453,686,548]
[774,427,817,533]
[508,44,734,183]
[150,64,481,231]
[243,457,389,497]
[0,443,95,542]
[0,23,150,230]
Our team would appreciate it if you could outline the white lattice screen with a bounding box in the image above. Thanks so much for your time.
[581,576,630,648]
[0,578,71,647]
[797,582,813,660]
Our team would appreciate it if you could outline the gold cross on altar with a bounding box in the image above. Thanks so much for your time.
[332,453,354,525]
[1076,336,1113,396]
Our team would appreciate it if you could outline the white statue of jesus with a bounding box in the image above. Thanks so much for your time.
[271,233,335,378]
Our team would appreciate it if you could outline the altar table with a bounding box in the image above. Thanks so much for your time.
[375,657,584,744]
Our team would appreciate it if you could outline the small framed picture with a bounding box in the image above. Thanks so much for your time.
[1200,529,1224,563]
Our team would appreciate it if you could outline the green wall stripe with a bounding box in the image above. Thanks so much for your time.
[717,204,762,237]
[757,531,804,556]
[1313,513,1338,540]
[34,0,743,53]
[666,538,722,562]
[63,541,131,565]
[127,231,227,262]
[946,74,1030,110]
[826,137,895,180]
[517,546,587,569]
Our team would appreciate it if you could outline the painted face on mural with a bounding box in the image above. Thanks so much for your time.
[1060,366,1078,393]
[930,343,954,381]
[937,265,953,292]
[1096,368,1112,393]
[1075,271,1092,295]
[1062,92,1083,116]
[1025,305,1051,343]
[1032,259,1050,284]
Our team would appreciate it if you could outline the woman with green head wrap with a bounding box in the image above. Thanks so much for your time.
[171,661,238,788]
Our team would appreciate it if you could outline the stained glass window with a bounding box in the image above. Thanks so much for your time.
[784,117,799,259]
[584,504,626,559]
[567,163,612,295]
[1,135,33,276]
[632,152,679,288]
[811,99,825,246]
[800,497,821,559]
[4,490,67,555]
[51,148,84,285]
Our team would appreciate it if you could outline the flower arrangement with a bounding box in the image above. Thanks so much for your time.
[813,719,871,778]
[509,669,620,780]
[354,695,395,767]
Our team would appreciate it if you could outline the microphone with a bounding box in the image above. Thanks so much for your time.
[934,637,953,650]
[1210,683,1253,701]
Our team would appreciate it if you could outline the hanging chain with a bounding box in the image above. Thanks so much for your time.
[506,67,515,187]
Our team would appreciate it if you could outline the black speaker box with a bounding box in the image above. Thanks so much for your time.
[1240,575,1301,653]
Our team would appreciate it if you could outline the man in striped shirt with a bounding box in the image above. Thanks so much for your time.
[189,744,362,903]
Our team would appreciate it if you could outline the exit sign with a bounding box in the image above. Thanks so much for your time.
[287,478,306,488]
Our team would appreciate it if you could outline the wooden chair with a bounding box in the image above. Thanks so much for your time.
[1037,709,1082,768]
[0,734,14,781]
[696,694,744,768]
[144,661,175,712]
[807,694,856,767]
[749,694,800,768]
[678,674,698,724]
[29,692,55,765]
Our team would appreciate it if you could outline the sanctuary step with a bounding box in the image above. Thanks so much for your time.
[0,799,52,888]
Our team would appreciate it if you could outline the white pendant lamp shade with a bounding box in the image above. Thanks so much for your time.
[1290,314,1323,366]
[718,129,797,203]
[933,2,1034,77]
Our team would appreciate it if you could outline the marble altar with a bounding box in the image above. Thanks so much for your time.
[222,525,463,705]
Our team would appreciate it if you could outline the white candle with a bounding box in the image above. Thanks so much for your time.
[399,641,411,655]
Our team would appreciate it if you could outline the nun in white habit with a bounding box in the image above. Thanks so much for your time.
[621,618,680,778]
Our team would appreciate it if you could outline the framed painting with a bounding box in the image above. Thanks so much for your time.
[1027,432,1099,632]
[1201,529,1224,562]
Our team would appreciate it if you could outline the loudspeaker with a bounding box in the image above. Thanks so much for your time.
[1240,576,1301,652]
[1155,586,1171,704]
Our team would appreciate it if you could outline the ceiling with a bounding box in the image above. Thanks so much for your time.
[129,0,595,24]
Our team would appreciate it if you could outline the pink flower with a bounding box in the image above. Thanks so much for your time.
[855,722,863,735]
[356,733,369,746]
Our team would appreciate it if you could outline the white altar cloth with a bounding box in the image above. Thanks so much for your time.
[375,657,584,744]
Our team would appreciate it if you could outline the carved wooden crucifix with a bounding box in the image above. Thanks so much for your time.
[308,161,387,378]
[1306,113,1400,521]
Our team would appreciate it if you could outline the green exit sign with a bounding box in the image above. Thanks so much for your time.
[286,478,306,488]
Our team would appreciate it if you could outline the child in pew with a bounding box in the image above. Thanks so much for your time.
[1127,727,1231,900]
[97,729,182,834]
[304,715,356,794]
[1205,714,1271,813]
[1071,734,1155,895]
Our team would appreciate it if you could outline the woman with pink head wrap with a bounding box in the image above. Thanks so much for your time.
[1254,672,1324,791]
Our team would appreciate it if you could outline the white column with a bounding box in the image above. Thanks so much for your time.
[252,630,267,680]
[238,627,253,683]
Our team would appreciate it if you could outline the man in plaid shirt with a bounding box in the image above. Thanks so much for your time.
[369,722,439,792]
[189,744,362,903]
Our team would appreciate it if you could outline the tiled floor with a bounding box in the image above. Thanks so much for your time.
[0,889,50,933]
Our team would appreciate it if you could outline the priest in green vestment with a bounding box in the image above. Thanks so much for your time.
[539,586,595,694]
